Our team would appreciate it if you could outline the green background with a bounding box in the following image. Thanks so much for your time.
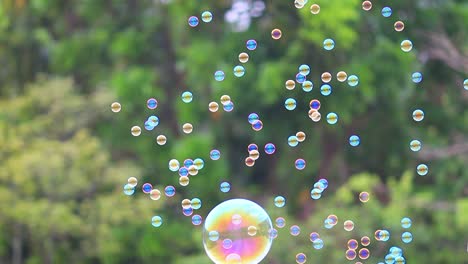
[0,0,467,263]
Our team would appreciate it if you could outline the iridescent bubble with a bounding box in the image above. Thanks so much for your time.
[193,158,204,170]
[309,232,320,242]
[310,188,322,200]
[296,253,306,264]
[347,239,358,250]
[144,120,155,131]
[302,80,313,92]
[147,98,158,109]
[188,165,198,176]
[148,115,159,127]
[274,196,286,208]
[323,38,335,51]
[288,136,299,147]
[358,248,370,260]
[299,64,310,76]
[296,73,306,83]
[401,232,413,243]
[401,40,413,52]
[361,236,370,246]
[327,214,338,225]
[310,4,320,14]
[264,143,276,155]
[209,102,219,112]
[385,254,396,263]
[127,177,138,187]
[188,16,199,27]
[142,183,152,194]
[220,182,231,193]
[326,112,338,125]
[151,215,163,227]
[123,184,135,196]
[362,1,372,11]
[320,84,332,96]
[416,164,428,176]
[246,39,258,50]
[381,7,392,17]
[349,135,360,147]
[248,113,260,124]
[252,120,264,131]
[410,140,422,152]
[201,11,213,23]
[249,150,260,160]
[111,102,121,113]
[239,52,249,63]
[324,218,334,229]
[210,149,221,160]
[191,198,202,210]
[377,230,390,242]
[182,123,193,134]
[390,246,403,257]
[412,109,424,122]
[313,238,324,249]
[245,157,255,167]
[248,143,258,152]
[290,225,301,236]
[233,65,246,77]
[247,226,258,236]
[164,185,175,197]
[181,198,192,209]
[295,159,306,170]
[203,199,273,264]
[395,256,406,264]
[131,126,142,136]
[208,231,220,242]
[284,98,297,111]
[309,110,321,122]
[178,166,189,177]
[271,28,282,40]
[285,79,296,90]
[169,159,180,172]
[348,75,359,87]
[309,99,321,110]
[296,131,306,142]
[179,176,190,186]
[223,101,234,112]
[359,191,370,203]
[337,71,347,82]
[321,72,332,83]
[275,217,286,228]
[464,79,468,90]
[220,95,231,105]
[214,70,225,81]
[181,91,193,103]
[156,135,167,145]
[346,249,357,260]
[344,220,354,231]
[192,214,203,226]
[401,217,412,228]
[183,207,193,217]
[150,189,161,200]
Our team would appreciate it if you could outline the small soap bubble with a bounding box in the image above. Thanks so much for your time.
[210,149,221,160]
[361,236,371,246]
[296,131,306,142]
[309,99,321,110]
[412,72,423,83]
[321,72,332,83]
[290,225,301,236]
[295,159,306,170]
[326,112,338,125]
[295,253,306,264]
[191,198,202,210]
[188,16,199,27]
[246,39,258,50]
[252,120,264,131]
[182,123,193,134]
[313,238,324,249]
[220,181,231,193]
[248,113,260,124]
[275,217,286,228]
[358,248,370,260]
[346,249,357,260]
[337,71,347,82]
[151,215,163,227]
[147,98,158,109]
[362,1,372,11]
[245,157,255,167]
[323,38,335,51]
[348,75,359,87]
[169,159,180,171]
[320,84,332,96]
[127,177,138,187]
[381,7,392,17]
[156,135,167,145]
[310,4,320,14]
[359,191,370,203]
[201,11,213,23]
[223,101,234,112]
[285,79,296,90]
[347,239,358,250]
[131,126,141,136]
[410,139,422,152]
[288,136,299,147]
[296,73,306,83]
[181,91,193,103]
[142,183,153,194]
[192,214,203,225]
[179,176,190,186]
[298,64,310,76]
[264,143,276,154]
[349,135,360,147]
[401,217,412,228]
[164,185,175,197]
[233,65,246,77]
[150,189,161,201]
[239,52,249,63]
[111,102,121,112]
[214,70,225,81]
[220,95,231,105]
[309,232,320,242]
[401,232,413,243]
[412,109,424,122]
[401,40,413,52]
[416,164,428,176]
[394,21,405,32]
[344,220,354,231]
[208,102,219,112]
[274,196,286,207]
[302,80,313,92]
[123,184,135,196]
[271,28,282,40]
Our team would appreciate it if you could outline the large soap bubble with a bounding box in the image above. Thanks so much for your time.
[203,199,273,264]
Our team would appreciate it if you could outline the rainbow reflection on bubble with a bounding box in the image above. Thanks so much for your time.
[203,199,273,264]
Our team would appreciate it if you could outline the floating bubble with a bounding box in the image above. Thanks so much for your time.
[123,184,135,196]
[142,183,153,194]
[156,135,167,145]
[208,231,220,242]
[131,126,141,136]
[150,189,161,200]
[320,84,332,96]
[348,75,359,87]
[274,196,286,207]
[252,120,264,131]
[313,238,324,249]
[223,101,234,112]
[288,136,299,147]
[285,98,297,111]
[412,72,422,83]
[294,0,305,9]
[248,113,260,124]
[349,135,360,147]
[381,7,392,17]
[310,4,320,14]
[344,220,355,231]
[290,225,301,236]
[245,157,255,167]
[194,158,205,170]
[377,230,390,242]
[323,38,335,50]
[181,91,193,103]
[269,229,278,239]
[275,217,286,228]
[247,225,258,236]
[362,1,372,11]
[210,149,221,160]
[164,185,175,197]
[214,70,225,81]
[201,11,213,23]
[179,166,189,177]
[271,28,282,40]
[169,159,180,171]
[188,16,199,27]
[401,40,413,52]
[183,123,193,134]
[144,120,155,131]
[188,165,198,176]
[192,214,203,226]
[246,39,258,50]
[147,98,158,109]
[299,64,310,76]
[295,159,306,170]
[401,232,413,243]
[309,110,321,122]
[326,112,338,125]
[302,80,313,92]
[296,131,306,142]
[310,188,322,199]
[416,164,428,176]
[285,79,296,90]
[233,65,246,77]
[203,199,273,264]
[321,72,332,83]
[184,159,194,167]
[464,79,468,90]
[359,191,370,203]
[264,143,276,154]
[208,102,219,112]
[410,139,422,152]
[191,198,202,210]
[239,52,249,63]
[249,149,260,160]
[220,95,231,105]
[358,248,370,260]
[401,217,412,228]
[412,109,424,122]
[309,232,320,242]
[248,143,259,152]
[296,253,306,264]
[151,216,163,227]
[111,102,121,113]
[324,218,334,229]
[347,239,358,250]
[337,71,348,82]
[309,99,321,110]
[390,246,403,257]
[361,236,371,246]
[220,182,231,193]
[181,199,192,209]
[127,177,138,187]
[385,254,396,263]
[179,176,190,186]
[296,73,306,83]
[394,21,405,32]
[395,256,406,263]
[346,249,356,260]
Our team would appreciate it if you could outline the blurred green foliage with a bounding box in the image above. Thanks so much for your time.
[0,0,467,263]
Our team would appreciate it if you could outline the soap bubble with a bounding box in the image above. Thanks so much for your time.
[181,91,193,103]
[401,40,413,52]
[239,52,249,63]
[220,182,231,193]
[381,7,392,17]
[401,232,413,243]
[362,1,372,11]
[214,70,225,81]
[233,65,246,77]
[401,217,412,228]
[246,39,258,50]
[349,135,360,147]
[416,164,428,176]
[274,196,286,207]
[271,28,282,40]
[310,4,320,14]
[210,149,221,160]
[188,16,199,27]
[131,126,141,136]
[123,184,135,196]
[201,11,213,23]
[323,38,335,50]
[296,253,306,263]
[156,135,167,145]
[203,199,273,264]
[394,21,405,32]
[151,216,163,227]
[147,98,158,109]
[111,102,121,112]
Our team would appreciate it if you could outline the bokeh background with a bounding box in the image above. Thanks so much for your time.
[0,0,467,263]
